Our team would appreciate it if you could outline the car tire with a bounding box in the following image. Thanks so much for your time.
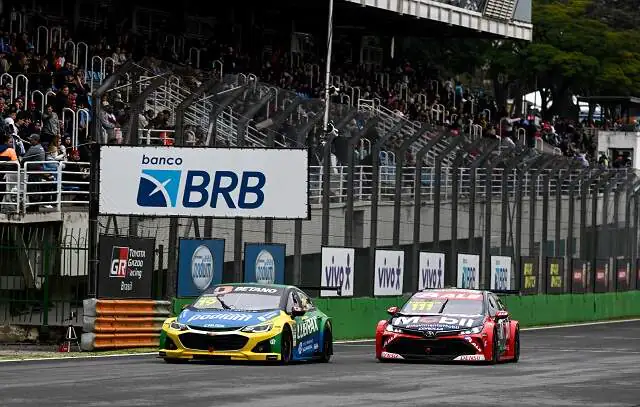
[511,328,520,363]
[490,330,500,365]
[280,327,293,365]
[319,327,332,363]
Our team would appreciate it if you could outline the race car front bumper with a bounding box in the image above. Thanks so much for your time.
[379,331,487,362]
[160,325,283,362]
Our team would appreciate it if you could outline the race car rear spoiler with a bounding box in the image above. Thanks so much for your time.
[298,285,343,296]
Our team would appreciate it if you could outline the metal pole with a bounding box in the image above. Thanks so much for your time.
[433,136,463,249]
[322,0,334,133]
[321,131,337,246]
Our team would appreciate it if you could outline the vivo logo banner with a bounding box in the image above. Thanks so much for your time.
[98,146,309,219]
[243,243,285,285]
[320,247,355,297]
[374,250,404,296]
[457,254,480,289]
[418,252,445,289]
[490,256,512,290]
[177,238,225,298]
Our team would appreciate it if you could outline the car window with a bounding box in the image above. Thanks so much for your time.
[285,291,299,314]
[495,296,507,311]
[296,289,315,311]
[487,295,498,316]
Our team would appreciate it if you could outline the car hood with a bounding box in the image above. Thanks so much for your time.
[177,308,282,329]
[391,314,484,331]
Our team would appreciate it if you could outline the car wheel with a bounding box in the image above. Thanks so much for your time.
[490,330,500,365]
[511,328,520,363]
[280,327,293,365]
[319,327,332,363]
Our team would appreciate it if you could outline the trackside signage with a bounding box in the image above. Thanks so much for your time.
[457,254,479,289]
[177,238,225,298]
[490,256,512,290]
[243,243,285,285]
[320,247,355,297]
[374,249,404,296]
[97,235,155,299]
[418,252,445,289]
[98,146,309,218]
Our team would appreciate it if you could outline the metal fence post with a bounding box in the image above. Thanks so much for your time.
[566,167,590,266]
[481,149,505,289]
[555,162,578,257]
[433,136,464,249]
[411,133,446,291]
[368,121,406,275]
[592,172,616,264]
[500,147,528,256]
[624,179,640,260]
[392,126,430,248]
[528,158,556,274]
[345,119,379,246]
[541,158,564,262]
[321,131,337,246]
[612,172,635,259]
[580,169,604,259]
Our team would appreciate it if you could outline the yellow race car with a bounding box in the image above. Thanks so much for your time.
[159,283,334,363]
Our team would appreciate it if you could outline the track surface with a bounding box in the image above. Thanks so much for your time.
[2,321,640,407]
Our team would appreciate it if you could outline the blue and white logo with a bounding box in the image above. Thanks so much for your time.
[255,249,275,284]
[457,254,480,289]
[490,256,512,290]
[191,245,214,291]
[137,169,182,207]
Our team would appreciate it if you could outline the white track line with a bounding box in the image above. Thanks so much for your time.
[2,318,639,363]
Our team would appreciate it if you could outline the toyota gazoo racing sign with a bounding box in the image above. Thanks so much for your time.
[490,256,512,290]
[98,146,309,218]
[418,252,445,289]
[320,247,355,297]
[457,253,480,289]
[98,235,155,299]
[374,249,404,296]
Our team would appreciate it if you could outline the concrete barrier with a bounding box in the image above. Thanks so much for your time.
[81,299,171,351]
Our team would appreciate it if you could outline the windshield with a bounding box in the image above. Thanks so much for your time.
[192,285,283,311]
[401,294,483,315]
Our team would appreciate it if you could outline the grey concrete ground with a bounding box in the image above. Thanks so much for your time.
[1,321,640,407]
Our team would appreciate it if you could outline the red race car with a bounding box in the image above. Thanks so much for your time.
[375,288,520,363]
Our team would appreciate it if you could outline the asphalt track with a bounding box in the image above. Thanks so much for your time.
[2,321,640,407]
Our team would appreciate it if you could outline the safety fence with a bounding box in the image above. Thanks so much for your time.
[80,298,171,351]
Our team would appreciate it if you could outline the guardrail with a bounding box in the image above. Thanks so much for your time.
[81,298,171,351]
[0,161,90,215]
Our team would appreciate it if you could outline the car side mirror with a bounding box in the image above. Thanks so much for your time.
[387,306,399,316]
[291,306,306,317]
[495,310,509,320]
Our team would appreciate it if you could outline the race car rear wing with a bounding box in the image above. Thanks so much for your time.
[298,285,343,296]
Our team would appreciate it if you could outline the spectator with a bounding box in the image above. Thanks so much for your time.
[41,104,60,151]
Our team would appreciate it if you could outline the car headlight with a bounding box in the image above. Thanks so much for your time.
[461,326,483,335]
[241,323,273,333]
[169,321,188,331]
[385,324,402,333]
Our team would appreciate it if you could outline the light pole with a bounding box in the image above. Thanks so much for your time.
[322,0,334,134]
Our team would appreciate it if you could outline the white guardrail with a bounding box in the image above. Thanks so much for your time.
[0,161,622,214]
[0,160,90,214]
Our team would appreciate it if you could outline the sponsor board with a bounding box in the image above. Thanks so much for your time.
[418,252,445,289]
[177,239,225,298]
[594,259,610,293]
[520,256,538,295]
[374,249,404,296]
[98,146,309,219]
[243,243,285,285]
[97,235,155,299]
[546,257,564,294]
[490,256,512,290]
[454,355,485,361]
[571,259,588,294]
[457,254,480,289]
[320,247,355,297]
[615,259,631,291]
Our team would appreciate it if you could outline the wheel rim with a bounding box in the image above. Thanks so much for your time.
[282,335,291,361]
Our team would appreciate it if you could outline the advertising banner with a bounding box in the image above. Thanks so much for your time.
[545,257,564,294]
[457,253,480,289]
[97,235,155,299]
[490,256,512,290]
[615,258,631,291]
[520,256,538,295]
[98,146,309,219]
[177,239,225,298]
[418,252,445,289]
[594,259,610,293]
[571,259,588,294]
[243,243,285,285]
[374,249,404,296]
[320,246,355,297]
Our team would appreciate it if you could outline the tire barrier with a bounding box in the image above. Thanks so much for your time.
[81,299,171,351]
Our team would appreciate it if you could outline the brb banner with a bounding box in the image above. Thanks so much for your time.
[97,235,155,299]
[177,239,225,297]
[98,146,309,219]
[320,247,355,297]
[243,243,285,285]
[418,252,445,289]
[490,256,512,290]
[374,249,404,296]
[457,254,479,289]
